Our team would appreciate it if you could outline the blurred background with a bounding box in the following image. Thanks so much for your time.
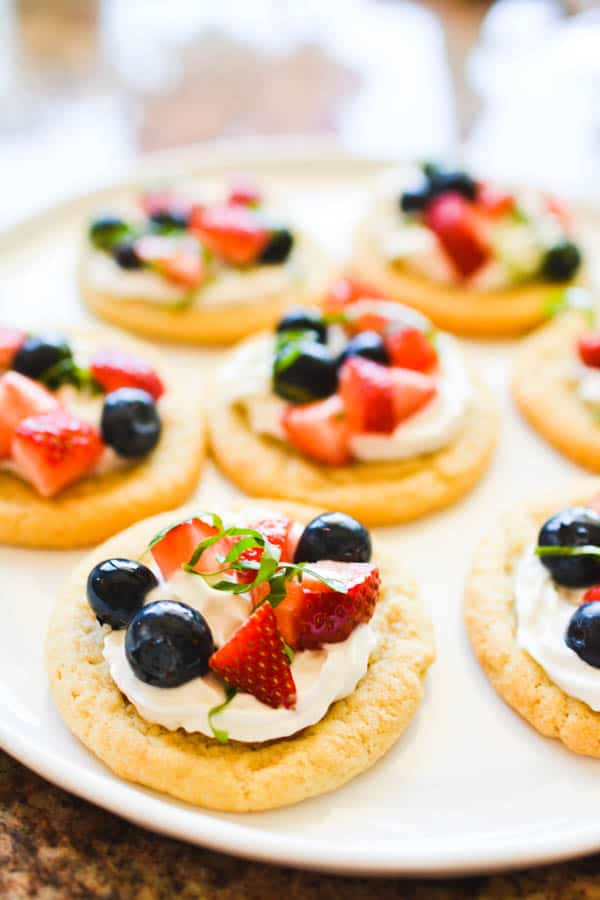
[0,0,599,227]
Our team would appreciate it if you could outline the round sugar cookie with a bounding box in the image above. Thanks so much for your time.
[80,234,333,346]
[47,501,435,812]
[208,336,498,527]
[350,206,581,338]
[465,480,600,758]
[512,311,600,471]
[0,329,205,548]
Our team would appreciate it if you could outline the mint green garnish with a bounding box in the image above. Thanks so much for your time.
[542,286,595,327]
[536,544,600,559]
[38,358,102,394]
[283,641,295,664]
[207,686,237,743]
[148,512,224,550]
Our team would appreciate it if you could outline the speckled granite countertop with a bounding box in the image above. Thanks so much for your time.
[3,751,600,899]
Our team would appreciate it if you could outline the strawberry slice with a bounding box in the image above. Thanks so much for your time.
[425,192,491,278]
[583,585,600,603]
[0,327,26,369]
[189,204,269,266]
[281,394,352,466]
[11,410,103,497]
[237,515,299,591]
[0,372,60,459]
[578,332,600,368]
[390,368,437,423]
[385,327,437,372]
[135,235,205,288]
[227,178,262,208]
[544,194,573,232]
[339,357,395,434]
[274,560,380,650]
[91,349,165,400]
[476,182,515,218]
[209,603,296,709]
[324,277,384,314]
[151,517,220,580]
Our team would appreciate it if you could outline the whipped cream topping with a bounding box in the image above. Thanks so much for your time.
[514,548,600,710]
[576,362,600,409]
[102,507,377,743]
[219,306,472,463]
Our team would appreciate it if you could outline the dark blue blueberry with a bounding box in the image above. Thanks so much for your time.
[112,239,144,270]
[125,600,215,687]
[273,340,337,403]
[149,209,190,230]
[276,307,327,344]
[12,334,72,379]
[259,228,294,264]
[566,601,600,668]
[101,388,161,458]
[87,558,158,629]
[294,512,372,564]
[338,331,389,368]
[89,215,131,251]
[538,507,600,587]
[541,241,582,282]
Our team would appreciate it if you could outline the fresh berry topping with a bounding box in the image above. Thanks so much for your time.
[273,340,337,403]
[390,368,437,422]
[281,394,351,466]
[578,332,600,368]
[566,601,600,668]
[87,558,158,629]
[274,561,380,650]
[227,179,262,208]
[294,512,371,564]
[0,328,26,369]
[189,204,269,266]
[240,516,297,567]
[476,182,515,217]
[276,307,327,344]
[337,331,389,368]
[12,334,72,380]
[141,189,191,224]
[538,507,600,587]
[126,600,215,687]
[541,241,581,282]
[100,388,161,458]
[339,357,395,434]
[135,235,204,288]
[400,177,433,214]
[324,277,383,314]
[151,517,219,580]
[12,410,104,497]
[89,215,131,251]
[423,163,477,202]
[544,195,573,232]
[112,239,145,270]
[91,349,165,400]
[210,603,296,709]
[0,372,60,458]
[583,585,600,604]
[259,228,294,264]
[384,327,437,372]
[425,192,491,278]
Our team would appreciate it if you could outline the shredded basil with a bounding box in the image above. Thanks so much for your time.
[207,686,237,743]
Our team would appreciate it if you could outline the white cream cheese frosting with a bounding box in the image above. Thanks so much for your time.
[514,547,600,711]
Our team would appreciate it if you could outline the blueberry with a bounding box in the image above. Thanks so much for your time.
[422,162,477,201]
[259,228,294,264]
[294,512,372,564]
[276,307,327,344]
[538,507,600,587]
[101,388,161,458]
[125,600,215,687]
[12,334,72,380]
[87,558,158,629]
[112,239,145,270]
[89,215,131,251]
[400,177,433,213]
[149,209,190,230]
[273,340,337,403]
[541,241,582,282]
[566,601,600,668]
[338,331,389,368]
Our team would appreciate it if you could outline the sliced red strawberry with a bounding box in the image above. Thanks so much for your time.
[240,516,296,566]
[324,277,384,314]
[390,368,437,423]
[0,372,60,459]
[544,194,573,232]
[577,332,600,368]
[385,327,438,372]
[135,235,205,289]
[227,178,261,208]
[0,327,26,369]
[476,182,515,218]
[90,349,165,400]
[425,192,491,278]
[189,204,269,266]
[583,585,600,603]
[210,603,296,709]
[274,560,380,650]
[11,410,103,497]
[339,357,395,434]
[281,394,352,466]
[151,517,220,580]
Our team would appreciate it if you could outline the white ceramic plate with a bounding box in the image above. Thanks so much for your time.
[1,141,600,877]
